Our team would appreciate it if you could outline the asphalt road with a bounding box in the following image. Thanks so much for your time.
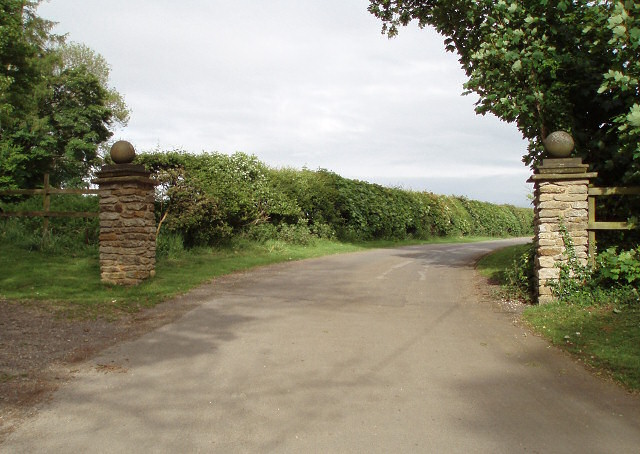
[4,239,640,453]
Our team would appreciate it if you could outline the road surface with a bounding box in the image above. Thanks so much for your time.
[4,239,640,453]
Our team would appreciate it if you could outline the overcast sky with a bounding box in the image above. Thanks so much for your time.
[37,0,533,206]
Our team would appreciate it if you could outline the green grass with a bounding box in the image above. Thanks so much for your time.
[476,243,531,282]
[477,244,640,392]
[0,239,357,318]
[0,235,493,319]
[523,302,640,390]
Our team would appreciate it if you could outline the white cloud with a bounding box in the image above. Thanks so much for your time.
[38,0,533,206]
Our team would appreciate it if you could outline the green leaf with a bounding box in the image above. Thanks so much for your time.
[613,25,627,37]
[627,104,640,128]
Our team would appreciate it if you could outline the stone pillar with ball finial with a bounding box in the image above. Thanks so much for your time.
[527,132,598,303]
[92,141,157,285]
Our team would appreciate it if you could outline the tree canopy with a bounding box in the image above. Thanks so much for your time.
[368,0,640,187]
[0,0,129,189]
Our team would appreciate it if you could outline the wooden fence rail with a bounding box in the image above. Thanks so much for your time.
[587,186,640,262]
[0,173,98,237]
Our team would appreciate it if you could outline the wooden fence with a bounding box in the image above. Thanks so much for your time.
[0,173,98,237]
[587,186,640,262]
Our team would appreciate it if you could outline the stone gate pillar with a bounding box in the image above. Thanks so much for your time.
[528,132,597,303]
[92,141,157,285]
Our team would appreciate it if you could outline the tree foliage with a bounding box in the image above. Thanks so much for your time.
[0,0,128,189]
[59,42,130,127]
[368,1,640,186]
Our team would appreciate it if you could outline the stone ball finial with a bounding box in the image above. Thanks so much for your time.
[543,131,574,158]
[110,140,136,164]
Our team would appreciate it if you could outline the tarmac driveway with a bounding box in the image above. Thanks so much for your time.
[4,239,640,453]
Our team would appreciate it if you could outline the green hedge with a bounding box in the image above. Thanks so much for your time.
[136,151,533,246]
[1,151,533,249]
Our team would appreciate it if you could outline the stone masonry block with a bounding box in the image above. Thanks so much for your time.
[538,193,556,202]
[99,212,120,221]
[539,201,571,210]
[120,218,149,227]
[538,239,563,247]
[538,209,564,218]
[538,268,560,280]
[537,223,561,233]
[111,188,144,196]
[539,247,564,256]
[567,185,588,194]
[538,184,565,194]
[565,222,588,232]
[538,285,553,296]
[537,256,557,268]
[554,194,587,203]
[564,209,587,219]
[538,232,562,241]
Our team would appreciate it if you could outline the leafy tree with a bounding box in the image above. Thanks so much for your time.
[1,0,57,188]
[0,1,55,130]
[0,1,127,189]
[598,2,640,183]
[59,42,130,127]
[367,1,640,187]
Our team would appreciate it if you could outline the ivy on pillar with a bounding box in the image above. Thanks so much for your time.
[92,141,157,286]
[528,132,597,303]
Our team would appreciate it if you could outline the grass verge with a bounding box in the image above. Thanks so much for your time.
[477,244,640,392]
[1,235,493,320]
[476,243,530,282]
[523,302,640,390]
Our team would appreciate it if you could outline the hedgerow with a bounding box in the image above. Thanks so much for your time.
[1,151,533,249]
[135,151,533,247]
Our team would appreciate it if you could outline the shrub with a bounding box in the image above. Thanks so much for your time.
[245,223,278,243]
[550,225,640,306]
[594,247,640,286]
[504,242,536,302]
[276,221,316,246]
[309,222,335,240]
[0,194,99,251]
[137,151,301,247]
[156,230,185,258]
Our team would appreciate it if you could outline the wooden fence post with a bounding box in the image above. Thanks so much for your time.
[588,192,596,266]
[587,186,640,265]
[42,173,51,240]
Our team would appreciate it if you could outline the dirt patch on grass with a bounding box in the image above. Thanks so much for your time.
[0,296,200,443]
